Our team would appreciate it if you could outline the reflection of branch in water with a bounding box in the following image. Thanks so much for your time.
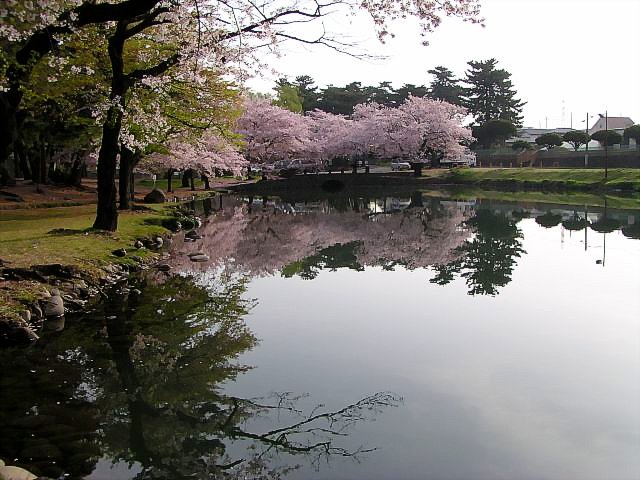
[99,281,402,478]
[223,392,403,472]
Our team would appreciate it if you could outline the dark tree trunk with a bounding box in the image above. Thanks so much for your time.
[182,169,191,188]
[130,169,135,203]
[69,158,84,188]
[203,197,213,216]
[39,144,49,184]
[119,147,135,210]
[201,174,210,190]
[93,116,121,230]
[93,25,127,231]
[411,163,423,177]
[29,151,39,186]
[0,87,20,180]
[14,140,31,180]
[189,173,195,191]
[410,191,424,208]
[167,169,174,193]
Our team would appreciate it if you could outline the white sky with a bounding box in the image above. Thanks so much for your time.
[245,0,640,129]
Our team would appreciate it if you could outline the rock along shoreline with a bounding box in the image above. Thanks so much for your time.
[0,199,204,347]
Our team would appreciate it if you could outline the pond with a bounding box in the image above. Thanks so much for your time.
[1,190,639,480]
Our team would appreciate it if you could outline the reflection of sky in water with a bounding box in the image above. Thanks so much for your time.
[223,218,640,480]
[2,196,638,480]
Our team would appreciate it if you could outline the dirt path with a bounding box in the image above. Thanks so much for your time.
[0,178,252,209]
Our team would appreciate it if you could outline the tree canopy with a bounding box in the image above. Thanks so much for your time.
[472,119,517,148]
[591,129,623,146]
[428,66,464,105]
[463,58,525,127]
[623,124,640,146]
[511,140,533,151]
[562,130,591,151]
[535,133,563,149]
[1,0,482,230]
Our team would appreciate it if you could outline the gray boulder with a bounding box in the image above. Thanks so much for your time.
[189,254,210,263]
[44,295,64,317]
[144,188,167,204]
[0,319,39,345]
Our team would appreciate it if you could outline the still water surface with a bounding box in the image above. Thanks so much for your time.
[1,191,639,479]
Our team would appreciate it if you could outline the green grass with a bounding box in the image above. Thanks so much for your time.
[441,168,640,189]
[0,203,189,321]
[0,204,173,274]
[421,187,640,211]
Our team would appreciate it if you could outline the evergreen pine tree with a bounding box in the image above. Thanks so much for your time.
[427,66,464,105]
[293,75,320,112]
[463,59,525,127]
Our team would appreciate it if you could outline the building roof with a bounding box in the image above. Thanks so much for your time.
[589,116,634,133]
[506,127,574,143]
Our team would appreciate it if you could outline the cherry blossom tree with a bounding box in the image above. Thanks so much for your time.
[236,99,315,170]
[117,69,241,208]
[2,0,482,228]
[352,96,473,174]
[306,110,362,163]
[140,131,246,192]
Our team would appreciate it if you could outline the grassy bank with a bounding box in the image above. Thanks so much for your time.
[0,204,178,322]
[439,168,640,191]
[421,187,640,211]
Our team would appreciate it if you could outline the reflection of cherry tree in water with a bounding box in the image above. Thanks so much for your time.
[0,273,400,479]
[169,194,469,277]
[431,209,525,296]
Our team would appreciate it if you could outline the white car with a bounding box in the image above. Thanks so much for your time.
[441,151,476,168]
[391,161,412,171]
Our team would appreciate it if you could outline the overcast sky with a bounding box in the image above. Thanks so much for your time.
[245,0,640,129]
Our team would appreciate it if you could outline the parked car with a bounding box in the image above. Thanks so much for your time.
[391,160,412,171]
[248,164,263,176]
[280,159,321,175]
[262,160,287,172]
[325,157,370,172]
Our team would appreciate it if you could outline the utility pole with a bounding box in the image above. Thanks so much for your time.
[604,110,608,179]
[584,205,588,251]
[585,112,589,167]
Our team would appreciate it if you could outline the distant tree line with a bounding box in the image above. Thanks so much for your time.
[274,59,522,121]
[273,58,526,149]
